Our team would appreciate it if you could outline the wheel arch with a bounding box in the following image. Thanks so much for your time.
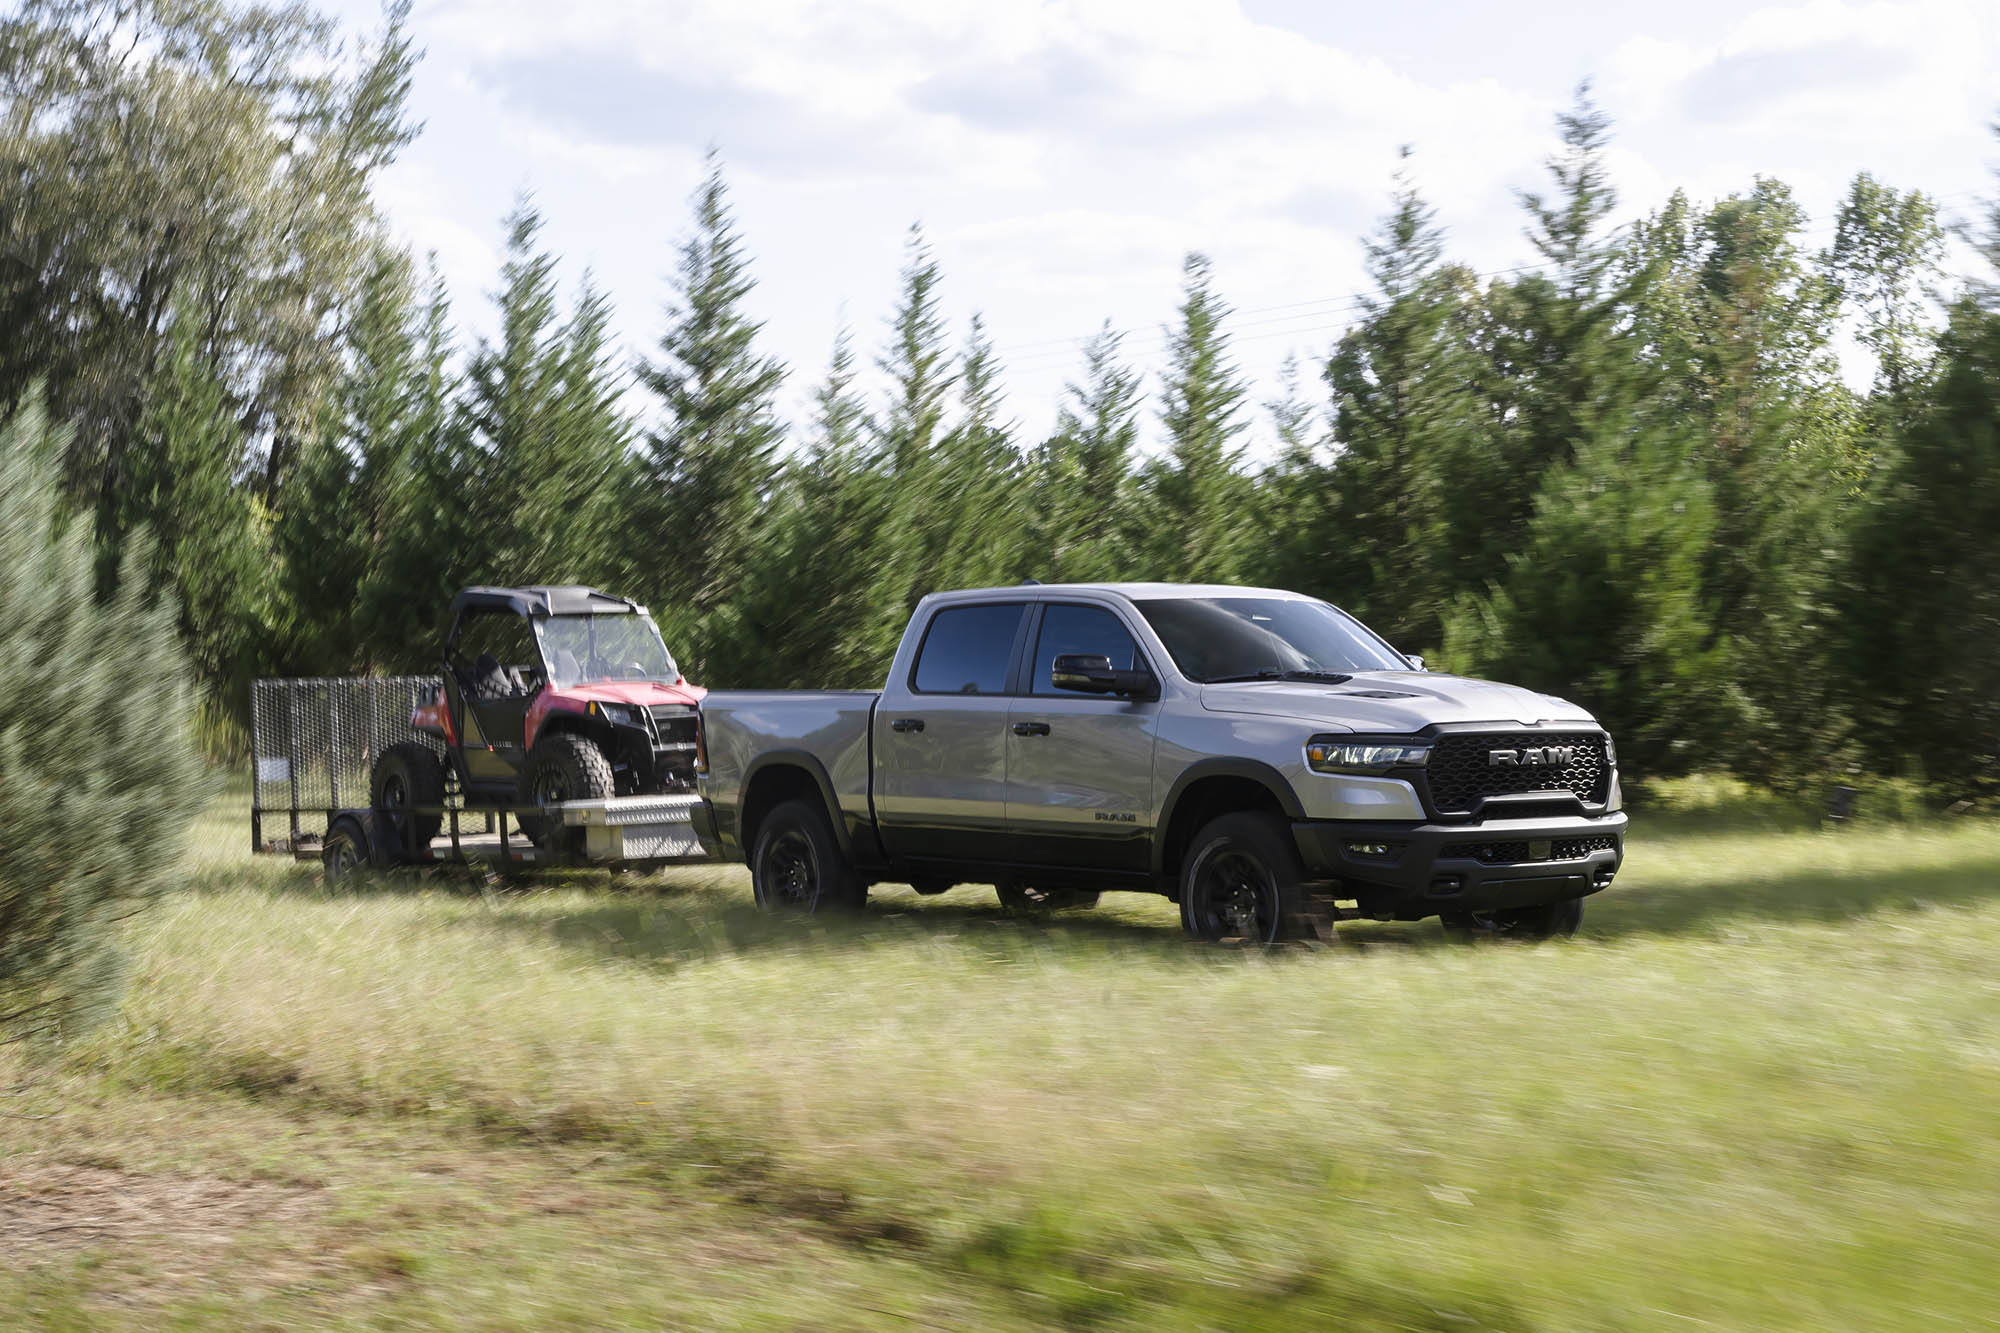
[1154,759,1304,892]
[739,752,852,864]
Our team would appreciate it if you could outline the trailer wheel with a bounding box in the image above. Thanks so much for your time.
[751,799,864,914]
[323,812,380,886]
[516,732,615,852]
[372,741,445,854]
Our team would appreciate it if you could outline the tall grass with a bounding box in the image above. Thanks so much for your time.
[6,782,1999,1328]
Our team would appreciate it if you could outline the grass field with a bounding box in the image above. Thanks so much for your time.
[4,782,1999,1330]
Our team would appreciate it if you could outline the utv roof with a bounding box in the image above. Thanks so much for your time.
[450,586,646,618]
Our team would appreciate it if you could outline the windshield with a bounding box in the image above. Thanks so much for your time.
[1134,597,1410,683]
[535,614,679,688]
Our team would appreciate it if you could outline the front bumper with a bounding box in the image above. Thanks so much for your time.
[1292,811,1627,919]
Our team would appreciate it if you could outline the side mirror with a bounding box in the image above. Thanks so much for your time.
[1405,655,1427,672]
[1050,653,1158,700]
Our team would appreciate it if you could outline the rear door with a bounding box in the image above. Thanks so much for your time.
[871,601,1028,867]
[1006,602,1160,873]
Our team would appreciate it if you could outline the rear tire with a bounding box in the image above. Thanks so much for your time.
[751,799,864,914]
[516,732,615,853]
[1179,811,1312,944]
[371,742,445,855]
[1439,896,1584,941]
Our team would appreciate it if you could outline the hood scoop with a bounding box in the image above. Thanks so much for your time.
[1337,689,1419,700]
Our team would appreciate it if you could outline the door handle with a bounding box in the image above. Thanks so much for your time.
[1012,721,1051,736]
[890,717,925,733]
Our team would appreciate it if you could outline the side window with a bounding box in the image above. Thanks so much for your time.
[453,614,538,697]
[911,603,1026,695]
[1031,604,1143,695]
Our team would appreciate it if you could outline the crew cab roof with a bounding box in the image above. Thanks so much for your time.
[928,582,1315,603]
[450,585,646,618]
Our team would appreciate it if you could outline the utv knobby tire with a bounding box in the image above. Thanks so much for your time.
[1440,896,1583,942]
[516,732,615,854]
[1179,811,1313,945]
[371,741,446,855]
[751,798,865,915]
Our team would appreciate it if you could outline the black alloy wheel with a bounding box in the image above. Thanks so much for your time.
[1179,811,1309,944]
[751,799,864,915]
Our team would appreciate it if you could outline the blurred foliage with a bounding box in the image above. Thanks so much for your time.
[1,3,1995,794]
[0,395,211,1042]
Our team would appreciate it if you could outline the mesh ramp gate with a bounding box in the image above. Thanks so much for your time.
[250,676,444,850]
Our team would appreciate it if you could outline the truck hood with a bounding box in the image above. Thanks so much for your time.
[553,679,706,709]
[1198,672,1595,733]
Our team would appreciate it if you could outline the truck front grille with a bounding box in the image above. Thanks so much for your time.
[1424,731,1609,816]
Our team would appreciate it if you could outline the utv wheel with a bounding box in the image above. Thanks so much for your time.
[516,732,615,853]
[751,799,864,914]
[1180,811,1311,944]
[996,884,1100,913]
[1440,896,1583,941]
[371,742,446,855]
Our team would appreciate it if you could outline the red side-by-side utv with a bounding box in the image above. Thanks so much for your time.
[367,585,706,854]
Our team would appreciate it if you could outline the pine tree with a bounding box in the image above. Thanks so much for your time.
[1845,296,2000,791]
[1145,252,1249,581]
[1036,322,1143,581]
[875,224,955,473]
[1,393,210,1040]
[462,201,630,587]
[635,153,787,645]
[358,267,467,670]
[1311,156,1489,648]
[107,310,270,721]
[1443,425,1728,780]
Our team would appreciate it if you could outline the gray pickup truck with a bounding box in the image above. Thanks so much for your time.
[694,583,1626,941]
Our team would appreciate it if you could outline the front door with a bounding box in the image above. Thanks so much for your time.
[872,601,1028,867]
[447,610,539,788]
[1006,603,1160,873]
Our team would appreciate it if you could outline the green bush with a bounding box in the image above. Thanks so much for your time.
[0,398,212,1041]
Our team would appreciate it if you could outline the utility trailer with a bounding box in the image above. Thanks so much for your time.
[252,676,715,883]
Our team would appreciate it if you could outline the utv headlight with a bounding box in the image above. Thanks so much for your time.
[591,701,641,726]
[1305,737,1432,774]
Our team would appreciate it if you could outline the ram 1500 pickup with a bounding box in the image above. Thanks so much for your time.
[695,583,1626,941]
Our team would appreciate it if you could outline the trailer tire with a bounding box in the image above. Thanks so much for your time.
[372,742,446,855]
[751,798,865,914]
[516,731,615,853]
[324,811,383,885]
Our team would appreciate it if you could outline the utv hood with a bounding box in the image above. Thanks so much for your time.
[553,679,706,709]
[1198,672,1595,733]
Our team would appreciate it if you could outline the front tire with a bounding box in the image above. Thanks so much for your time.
[1439,896,1584,941]
[751,799,864,914]
[1179,811,1312,944]
[371,742,445,855]
[516,732,615,853]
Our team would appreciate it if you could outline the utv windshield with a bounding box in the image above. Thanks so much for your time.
[1134,597,1410,683]
[536,614,679,688]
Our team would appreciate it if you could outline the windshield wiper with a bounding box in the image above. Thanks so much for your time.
[1205,669,1354,685]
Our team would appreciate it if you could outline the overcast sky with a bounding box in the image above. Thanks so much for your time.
[325,0,2000,455]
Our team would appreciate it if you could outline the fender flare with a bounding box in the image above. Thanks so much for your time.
[1151,757,1305,881]
[738,749,857,860]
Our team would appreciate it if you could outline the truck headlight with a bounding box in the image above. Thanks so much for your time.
[1305,737,1432,774]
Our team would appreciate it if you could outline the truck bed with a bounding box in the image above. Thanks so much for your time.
[697,690,880,857]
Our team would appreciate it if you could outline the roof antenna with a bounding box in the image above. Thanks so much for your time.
[1019,578,1042,586]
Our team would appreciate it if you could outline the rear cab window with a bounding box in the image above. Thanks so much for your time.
[910,603,1027,695]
